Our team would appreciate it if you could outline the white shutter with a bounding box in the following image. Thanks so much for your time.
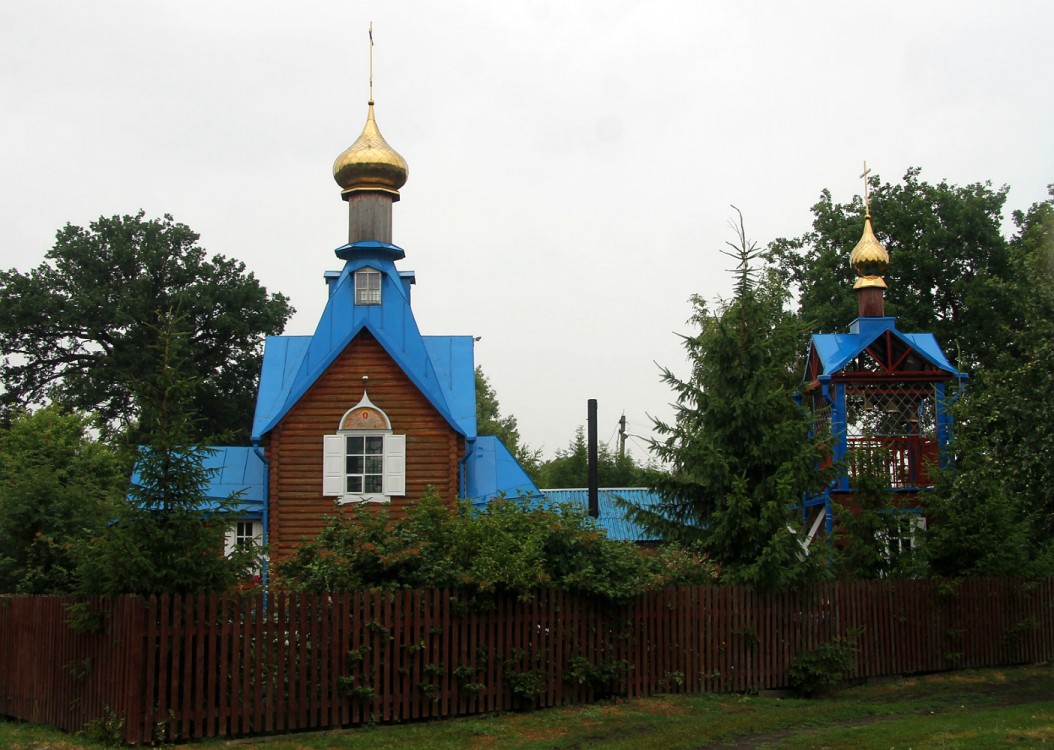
[223,525,237,557]
[383,434,406,496]
[322,434,345,496]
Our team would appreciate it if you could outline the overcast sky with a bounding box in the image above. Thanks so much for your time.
[2,2,1051,461]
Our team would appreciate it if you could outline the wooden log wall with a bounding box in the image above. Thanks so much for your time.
[265,330,464,560]
[1,578,1051,745]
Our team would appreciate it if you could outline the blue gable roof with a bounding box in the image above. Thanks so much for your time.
[252,241,475,441]
[808,316,960,380]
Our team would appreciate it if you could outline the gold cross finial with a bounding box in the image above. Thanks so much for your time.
[368,22,374,103]
[860,160,872,213]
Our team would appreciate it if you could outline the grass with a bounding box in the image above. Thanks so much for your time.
[2,664,1051,749]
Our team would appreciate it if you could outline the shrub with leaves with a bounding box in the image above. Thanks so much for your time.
[275,492,704,601]
[787,638,857,697]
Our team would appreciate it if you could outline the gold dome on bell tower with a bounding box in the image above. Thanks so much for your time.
[850,209,889,289]
[332,99,409,199]
[850,161,889,290]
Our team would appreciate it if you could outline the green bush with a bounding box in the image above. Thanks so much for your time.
[787,638,857,697]
[275,492,707,601]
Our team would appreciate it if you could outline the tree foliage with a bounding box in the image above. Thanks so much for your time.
[535,426,649,488]
[924,188,1054,578]
[0,212,293,444]
[72,315,259,595]
[833,461,925,580]
[766,167,1015,372]
[630,210,833,590]
[275,492,714,601]
[0,406,125,593]
[769,172,1054,578]
[475,366,541,481]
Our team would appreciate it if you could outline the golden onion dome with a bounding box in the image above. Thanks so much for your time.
[849,210,889,289]
[332,101,408,197]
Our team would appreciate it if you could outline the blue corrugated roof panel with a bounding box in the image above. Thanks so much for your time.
[540,488,664,542]
[252,335,311,440]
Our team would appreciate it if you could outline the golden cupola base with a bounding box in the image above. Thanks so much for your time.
[333,100,409,245]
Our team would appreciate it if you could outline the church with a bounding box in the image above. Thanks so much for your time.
[203,92,538,565]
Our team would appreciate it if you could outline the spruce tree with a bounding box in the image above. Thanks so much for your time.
[73,312,258,595]
[630,209,833,590]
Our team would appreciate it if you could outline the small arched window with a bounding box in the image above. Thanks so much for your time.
[355,268,382,305]
[322,392,405,504]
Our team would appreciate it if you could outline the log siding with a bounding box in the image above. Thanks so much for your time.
[264,330,463,560]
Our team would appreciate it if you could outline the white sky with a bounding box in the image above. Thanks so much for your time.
[1,2,1051,461]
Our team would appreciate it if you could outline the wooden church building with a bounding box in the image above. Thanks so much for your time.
[798,176,967,550]
[203,93,538,564]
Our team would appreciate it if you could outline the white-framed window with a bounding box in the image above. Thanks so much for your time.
[882,514,926,556]
[355,268,382,305]
[224,520,262,557]
[322,393,406,504]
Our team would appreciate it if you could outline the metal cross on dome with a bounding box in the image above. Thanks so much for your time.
[860,160,872,212]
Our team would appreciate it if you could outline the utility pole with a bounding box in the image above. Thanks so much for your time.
[587,399,598,518]
[618,413,627,459]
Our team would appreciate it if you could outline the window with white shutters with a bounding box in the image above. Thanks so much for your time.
[322,395,405,504]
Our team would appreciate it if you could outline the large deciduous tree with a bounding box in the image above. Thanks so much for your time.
[924,189,1054,578]
[0,406,125,593]
[0,212,293,444]
[629,210,832,591]
[766,167,1014,372]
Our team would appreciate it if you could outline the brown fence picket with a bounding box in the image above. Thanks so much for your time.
[4,579,1054,745]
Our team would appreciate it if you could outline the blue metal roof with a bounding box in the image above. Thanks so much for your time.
[252,242,475,441]
[808,317,960,379]
[423,336,477,437]
[540,488,664,542]
[464,436,541,505]
[130,446,265,518]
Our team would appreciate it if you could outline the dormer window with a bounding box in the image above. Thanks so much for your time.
[322,391,405,504]
[355,268,382,305]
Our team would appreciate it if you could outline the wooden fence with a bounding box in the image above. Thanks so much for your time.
[1,578,1052,745]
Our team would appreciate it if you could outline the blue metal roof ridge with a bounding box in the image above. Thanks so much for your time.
[335,240,406,263]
